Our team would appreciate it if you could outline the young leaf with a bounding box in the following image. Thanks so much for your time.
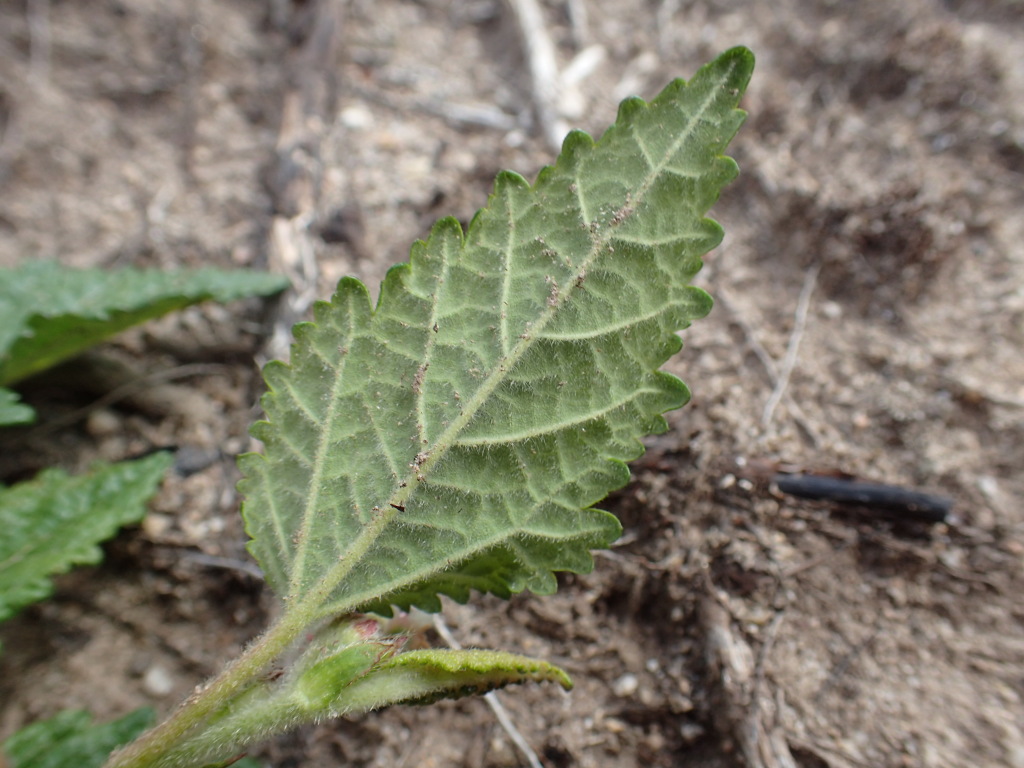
[287,621,573,715]
[0,452,172,623]
[2,708,154,768]
[335,648,573,709]
[154,627,569,767]
[0,261,288,388]
[241,47,753,620]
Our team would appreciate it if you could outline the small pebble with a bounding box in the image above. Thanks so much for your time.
[611,673,639,697]
[141,513,172,538]
[680,722,705,743]
[143,665,174,697]
[604,717,627,734]
[86,409,121,437]
[340,105,374,130]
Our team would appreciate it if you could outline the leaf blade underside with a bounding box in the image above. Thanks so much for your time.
[241,47,753,618]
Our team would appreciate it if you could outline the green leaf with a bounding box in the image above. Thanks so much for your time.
[240,47,752,620]
[0,452,173,623]
[339,648,573,710]
[0,387,34,426]
[0,262,288,387]
[2,708,154,768]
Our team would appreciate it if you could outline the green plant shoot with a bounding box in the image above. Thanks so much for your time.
[105,46,754,768]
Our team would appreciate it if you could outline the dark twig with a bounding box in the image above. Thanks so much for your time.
[772,473,952,524]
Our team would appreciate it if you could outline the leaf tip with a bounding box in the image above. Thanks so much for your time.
[708,45,755,99]
[560,129,596,160]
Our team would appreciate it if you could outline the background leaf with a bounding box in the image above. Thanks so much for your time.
[0,388,33,427]
[2,708,153,768]
[0,261,288,387]
[0,452,172,623]
[241,48,752,619]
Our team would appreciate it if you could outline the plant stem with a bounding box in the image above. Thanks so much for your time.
[156,695,305,768]
[103,607,309,768]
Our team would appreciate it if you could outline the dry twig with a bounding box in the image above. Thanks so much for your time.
[263,0,342,364]
[180,551,265,581]
[762,264,819,428]
[350,85,518,132]
[565,0,590,45]
[29,361,227,437]
[26,0,52,83]
[716,288,822,446]
[699,593,797,768]
[506,0,568,151]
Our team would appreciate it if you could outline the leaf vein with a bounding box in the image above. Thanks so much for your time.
[538,303,672,340]
[456,387,662,447]
[287,296,361,595]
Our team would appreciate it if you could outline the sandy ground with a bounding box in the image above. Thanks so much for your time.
[1,1,1022,767]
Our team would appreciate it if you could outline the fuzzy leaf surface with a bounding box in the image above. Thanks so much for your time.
[241,48,753,618]
[325,648,573,712]
[2,708,154,768]
[0,261,288,387]
[0,452,172,622]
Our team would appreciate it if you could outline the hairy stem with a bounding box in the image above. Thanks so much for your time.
[103,603,312,768]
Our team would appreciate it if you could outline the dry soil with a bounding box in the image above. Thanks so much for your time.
[1,2,1022,767]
